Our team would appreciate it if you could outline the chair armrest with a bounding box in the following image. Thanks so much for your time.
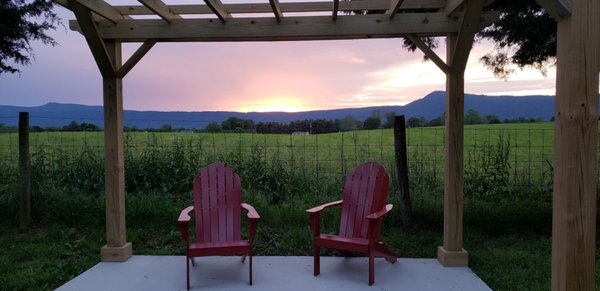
[178,206,194,224]
[178,206,194,243]
[241,203,260,242]
[366,204,393,220]
[241,203,260,220]
[306,200,343,215]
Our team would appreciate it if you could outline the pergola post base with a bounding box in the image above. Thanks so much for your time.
[437,246,468,267]
[101,243,132,262]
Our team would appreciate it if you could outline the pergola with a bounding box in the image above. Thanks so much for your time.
[53,0,598,289]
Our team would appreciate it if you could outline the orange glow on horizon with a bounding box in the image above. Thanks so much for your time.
[235,97,314,113]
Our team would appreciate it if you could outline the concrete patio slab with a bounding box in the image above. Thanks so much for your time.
[57,256,491,291]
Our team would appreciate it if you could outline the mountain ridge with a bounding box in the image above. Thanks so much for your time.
[0,91,566,129]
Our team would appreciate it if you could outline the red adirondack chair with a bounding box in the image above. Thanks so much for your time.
[306,162,397,285]
[178,163,260,289]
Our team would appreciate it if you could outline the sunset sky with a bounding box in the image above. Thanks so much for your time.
[0,3,558,113]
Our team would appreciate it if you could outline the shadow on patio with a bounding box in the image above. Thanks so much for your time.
[57,256,490,291]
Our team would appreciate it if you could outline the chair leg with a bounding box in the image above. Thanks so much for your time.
[249,252,253,285]
[186,256,190,290]
[368,252,374,286]
[314,245,320,276]
[190,257,195,266]
[375,243,397,264]
[241,254,247,263]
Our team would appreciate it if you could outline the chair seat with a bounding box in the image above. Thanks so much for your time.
[317,234,369,253]
[188,240,251,256]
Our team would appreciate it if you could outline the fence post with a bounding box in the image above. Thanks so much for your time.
[19,112,31,230]
[394,115,412,231]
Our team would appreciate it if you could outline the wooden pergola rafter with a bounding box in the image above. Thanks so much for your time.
[54,0,599,290]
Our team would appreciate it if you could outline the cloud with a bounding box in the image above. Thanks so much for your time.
[0,8,560,112]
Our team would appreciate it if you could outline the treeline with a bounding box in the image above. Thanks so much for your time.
[406,109,549,128]
[203,112,397,134]
[0,121,102,132]
[0,109,553,134]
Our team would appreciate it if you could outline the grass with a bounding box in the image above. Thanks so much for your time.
[1,123,600,290]
[1,187,592,291]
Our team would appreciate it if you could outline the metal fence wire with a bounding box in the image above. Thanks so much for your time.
[2,122,595,200]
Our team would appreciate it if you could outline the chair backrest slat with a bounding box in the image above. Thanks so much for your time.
[339,162,389,239]
[193,163,242,243]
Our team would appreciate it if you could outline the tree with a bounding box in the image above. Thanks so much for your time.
[394,0,555,78]
[1,1,60,74]
[204,122,222,132]
[159,124,172,132]
[363,116,381,130]
[221,116,254,131]
[62,121,80,131]
[484,115,501,124]
[464,109,483,125]
[337,115,360,131]
[407,116,426,128]
[383,112,396,128]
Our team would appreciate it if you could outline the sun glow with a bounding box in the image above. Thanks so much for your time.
[236,97,312,113]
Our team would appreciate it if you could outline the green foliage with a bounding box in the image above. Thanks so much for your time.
[383,112,396,128]
[337,115,360,131]
[465,132,512,202]
[363,116,381,130]
[465,109,483,125]
[0,0,60,74]
[204,121,222,132]
[222,116,255,131]
[478,0,556,78]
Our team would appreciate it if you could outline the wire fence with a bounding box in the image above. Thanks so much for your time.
[2,119,591,202]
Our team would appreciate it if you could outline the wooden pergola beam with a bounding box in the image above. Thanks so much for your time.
[100,39,132,262]
[444,0,465,16]
[269,0,283,22]
[405,34,449,74]
[332,0,340,21]
[112,0,445,16]
[203,0,231,23]
[449,0,484,72]
[552,0,599,289]
[69,0,128,23]
[138,0,182,23]
[534,0,572,22]
[387,0,406,19]
[69,0,115,78]
[70,13,500,42]
[116,40,156,78]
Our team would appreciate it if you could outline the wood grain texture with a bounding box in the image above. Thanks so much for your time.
[534,0,572,22]
[111,0,445,15]
[405,34,449,73]
[552,0,599,289]
[184,163,258,288]
[449,0,484,73]
[138,0,181,23]
[443,33,465,254]
[69,0,128,23]
[100,40,131,262]
[82,13,480,42]
[308,162,395,285]
[70,0,115,78]
[116,40,155,78]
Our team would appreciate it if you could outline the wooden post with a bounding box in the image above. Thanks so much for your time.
[437,33,468,266]
[393,115,412,231]
[18,112,31,230]
[100,39,132,262]
[552,0,599,289]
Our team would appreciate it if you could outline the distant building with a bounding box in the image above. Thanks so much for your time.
[292,131,310,135]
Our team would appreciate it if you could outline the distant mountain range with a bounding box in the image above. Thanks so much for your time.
[0,91,572,129]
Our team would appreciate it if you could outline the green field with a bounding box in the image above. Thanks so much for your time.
[0,122,566,192]
[1,122,599,290]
